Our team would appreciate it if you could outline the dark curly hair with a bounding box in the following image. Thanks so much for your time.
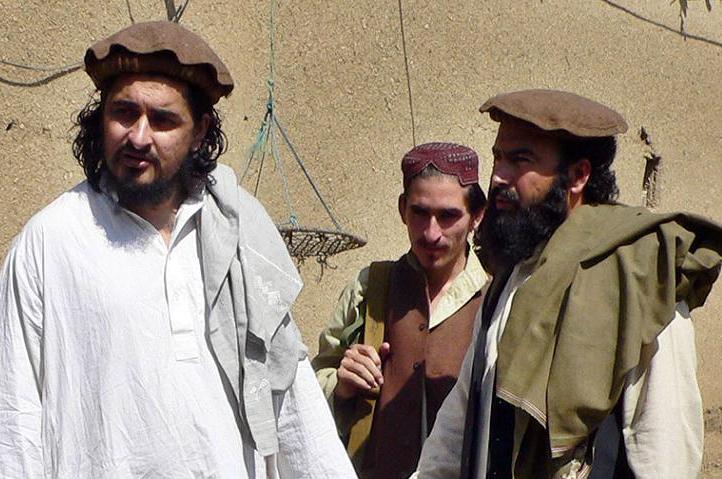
[72,81,227,191]
[558,135,619,205]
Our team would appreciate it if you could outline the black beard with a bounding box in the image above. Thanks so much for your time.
[476,175,569,272]
[106,151,195,209]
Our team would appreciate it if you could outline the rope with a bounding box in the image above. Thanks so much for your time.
[270,112,298,227]
[0,63,82,87]
[0,60,81,73]
[164,0,190,23]
[1,0,192,88]
[273,115,343,231]
[241,107,269,184]
[241,0,367,267]
[126,0,135,24]
[253,133,267,197]
[397,0,416,148]
[269,0,277,89]
[243,0,344,232]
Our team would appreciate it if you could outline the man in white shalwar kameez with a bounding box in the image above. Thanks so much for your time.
[0,20,355,479]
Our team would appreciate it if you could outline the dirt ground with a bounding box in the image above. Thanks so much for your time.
[2,0,722,474]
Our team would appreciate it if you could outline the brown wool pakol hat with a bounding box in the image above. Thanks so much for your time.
[402,142,479,188]
[85,21,233,104]
[479,89,628,137]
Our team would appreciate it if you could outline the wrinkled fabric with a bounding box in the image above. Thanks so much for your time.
[494,205,722,463]
[312,250,487,430]
[0,165,355,478]
[1,181,249,477]
[202,164,306,456]
[413,293,703,479]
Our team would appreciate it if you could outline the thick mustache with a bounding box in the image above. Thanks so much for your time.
[490,186,519,205]
[417,240,447,249]
[117,144,158,162]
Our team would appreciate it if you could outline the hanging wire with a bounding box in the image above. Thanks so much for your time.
[0,0,191,88]
[0,62,82,87]
[397,0,417,148]
[126,0,136,23]
[164,0,190,22]
[243,0,336,229]
[270,114,298,227]
[241,0,366,263]
[273,115,342,230]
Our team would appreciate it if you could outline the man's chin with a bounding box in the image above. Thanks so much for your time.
[490,202,520,218]
[416,252,449,273]
[113,176,179,208]
[494,200,520,213]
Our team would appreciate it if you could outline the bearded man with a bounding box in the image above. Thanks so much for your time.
[413,89,722,478]
[0,21,354,478]
[313,143,488,478]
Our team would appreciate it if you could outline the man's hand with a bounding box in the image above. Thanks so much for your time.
[334,342,391,400]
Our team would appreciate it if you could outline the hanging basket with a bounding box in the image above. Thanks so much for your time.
[277,225,366,262]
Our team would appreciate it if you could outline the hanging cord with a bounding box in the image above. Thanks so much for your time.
[273,115,342,230]
[265,0,297,226]
[0,0,189,87]
[164,0,190,22]
[126,0,135,23]
[270,114,299,227]
[0,61,81,87]
[242,0,292,218]
[397,0,416,148]
[239,0,366,271]
[242,0,344,232]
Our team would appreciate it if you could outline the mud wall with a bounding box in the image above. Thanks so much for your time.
[2,0,721,474]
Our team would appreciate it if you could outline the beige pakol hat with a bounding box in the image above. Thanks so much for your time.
[479,89,627,137]
[85,21,233,104]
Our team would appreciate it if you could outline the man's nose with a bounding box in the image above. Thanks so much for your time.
[491,163,513,189]
[128,116,152,150]
[424,216,442,242]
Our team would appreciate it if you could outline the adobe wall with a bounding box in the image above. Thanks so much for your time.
[2,0,721,474]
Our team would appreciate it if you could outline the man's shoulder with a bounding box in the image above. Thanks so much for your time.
[6,182,97,258]
[346,258,402,301]
[207,164,273,224]
[22,182,97,233]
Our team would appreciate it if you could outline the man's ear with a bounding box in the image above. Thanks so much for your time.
[471,207,484,231]
[568,158,591,197]
[192,113,212,151]
[398,194,407,224]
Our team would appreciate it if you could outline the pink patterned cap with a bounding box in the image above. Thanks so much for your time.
[402,142,479,188]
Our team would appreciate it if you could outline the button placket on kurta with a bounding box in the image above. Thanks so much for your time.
[164,201,204,361]
[120,198,204,362]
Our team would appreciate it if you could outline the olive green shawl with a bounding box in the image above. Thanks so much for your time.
[495,204,722,472]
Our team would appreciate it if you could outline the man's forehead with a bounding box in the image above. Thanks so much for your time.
[405,174,470,205]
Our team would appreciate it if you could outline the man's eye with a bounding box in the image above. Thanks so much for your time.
[110,106,139,123]
[112,107,132,117]
[151,114,179,129]
[440,211,460,221]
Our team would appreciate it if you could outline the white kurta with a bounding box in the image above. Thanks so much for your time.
[0,183,355,478]
[414,263,703,479]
